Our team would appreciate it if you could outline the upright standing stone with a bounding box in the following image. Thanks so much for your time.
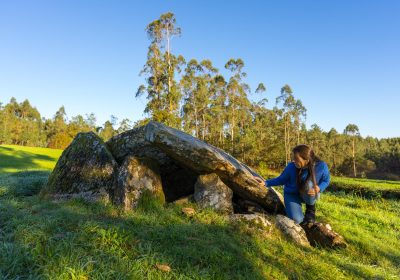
[42,132,118,202]
[114,156,165,210]
[194,173,233,213]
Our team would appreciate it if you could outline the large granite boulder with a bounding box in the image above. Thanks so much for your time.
[114,156,165,210]
[194,173,233,213]
[106,126,198,202]
[42,132,117,201]
[144,121,285,214]
[106,125,167,165]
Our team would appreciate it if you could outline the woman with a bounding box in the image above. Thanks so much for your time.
[255,144,330,224]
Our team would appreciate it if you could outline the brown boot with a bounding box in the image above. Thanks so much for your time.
[303,204,316,224]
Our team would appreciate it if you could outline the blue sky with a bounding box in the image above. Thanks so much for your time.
[1,0,399,138]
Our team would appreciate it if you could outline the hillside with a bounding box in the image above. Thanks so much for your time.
[0,145,399,279]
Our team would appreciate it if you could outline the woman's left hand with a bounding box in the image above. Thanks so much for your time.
[254,176,266,188]
[307,185,320,196]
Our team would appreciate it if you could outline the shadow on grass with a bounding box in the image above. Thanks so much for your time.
[0,170,51,197]
[0,197,270,279]
[1,195,399,279]
[1,170,399,278]
[0,146,56,173]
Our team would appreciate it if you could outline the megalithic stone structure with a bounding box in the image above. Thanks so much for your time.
[144,121,285,214]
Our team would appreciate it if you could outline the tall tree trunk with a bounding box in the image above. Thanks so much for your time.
[167,27,171,97]
[284,114,288,165]
[287,116,290,164]
[194,106,198,138]
[231,105,235,155]
[352,138,357,177]
[202,113,205,140]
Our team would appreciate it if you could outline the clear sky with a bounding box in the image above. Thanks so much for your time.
[1,0,399,138]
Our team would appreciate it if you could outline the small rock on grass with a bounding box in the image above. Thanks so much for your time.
[155,264,171,272]
[173,195,194,205]
[275,215,310,247]
[229,213,272,230]
[181,207,196,217]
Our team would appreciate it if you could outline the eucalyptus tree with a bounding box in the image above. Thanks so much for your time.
[85,113,97,130]
[327,128,340,171]
[224,58,251,155]
[136,12,184,128]
[208,74,227,148]
[99,120,117,141]
[276,85,307,164]
[117,118,132,134]
[246,83,269,163]
[344,124,360,177]
[293,99,307,144]
[45,106,71,149]
[307,123,325,156]
[276,85,295,164]
[181,59,217,139]
[181,59,198,135]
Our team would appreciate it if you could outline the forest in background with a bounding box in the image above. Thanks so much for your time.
[1,13,399,180]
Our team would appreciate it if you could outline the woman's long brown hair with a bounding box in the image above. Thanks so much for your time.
[293,144,320,193]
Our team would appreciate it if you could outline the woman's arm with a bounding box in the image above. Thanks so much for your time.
[318,162,331,192]
[265,163,292,187]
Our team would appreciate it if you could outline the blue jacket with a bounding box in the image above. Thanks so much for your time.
[265,161,330,194]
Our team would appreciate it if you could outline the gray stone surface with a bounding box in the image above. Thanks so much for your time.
[275,215,310,247]
[106,125,198,202]
[144,121,285,214]
[43,132,117,200]
[229,213,272,230]
[194,173,233,213]
[114,156,165,210]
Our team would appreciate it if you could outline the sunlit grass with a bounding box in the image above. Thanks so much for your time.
[1,146,399,279]
[330,176,400,191]
[0,145,63,173]
[1,180,399,279]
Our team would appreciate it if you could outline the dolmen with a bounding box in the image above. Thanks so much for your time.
[42,121,346,249]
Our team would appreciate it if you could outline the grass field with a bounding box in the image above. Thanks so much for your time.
[329,176,400,199]
[0,145,62,173]
[1,145,399,279]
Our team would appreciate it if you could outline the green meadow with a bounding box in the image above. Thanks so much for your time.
[0,145,399,279]
[0,145,62,173]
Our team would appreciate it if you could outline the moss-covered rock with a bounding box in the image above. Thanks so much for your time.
[275,215,310,247]
[194,173,233,213]
[144,121,285,214]
[42,132,118,201]
[114,156,165,210]
[106,125,198,202]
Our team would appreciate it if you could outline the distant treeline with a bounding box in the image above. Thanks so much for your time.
[0,97,132,150]
[1,12,399,180]
[1,94,399,181]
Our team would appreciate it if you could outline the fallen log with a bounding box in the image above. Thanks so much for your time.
[301,222,347,249]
